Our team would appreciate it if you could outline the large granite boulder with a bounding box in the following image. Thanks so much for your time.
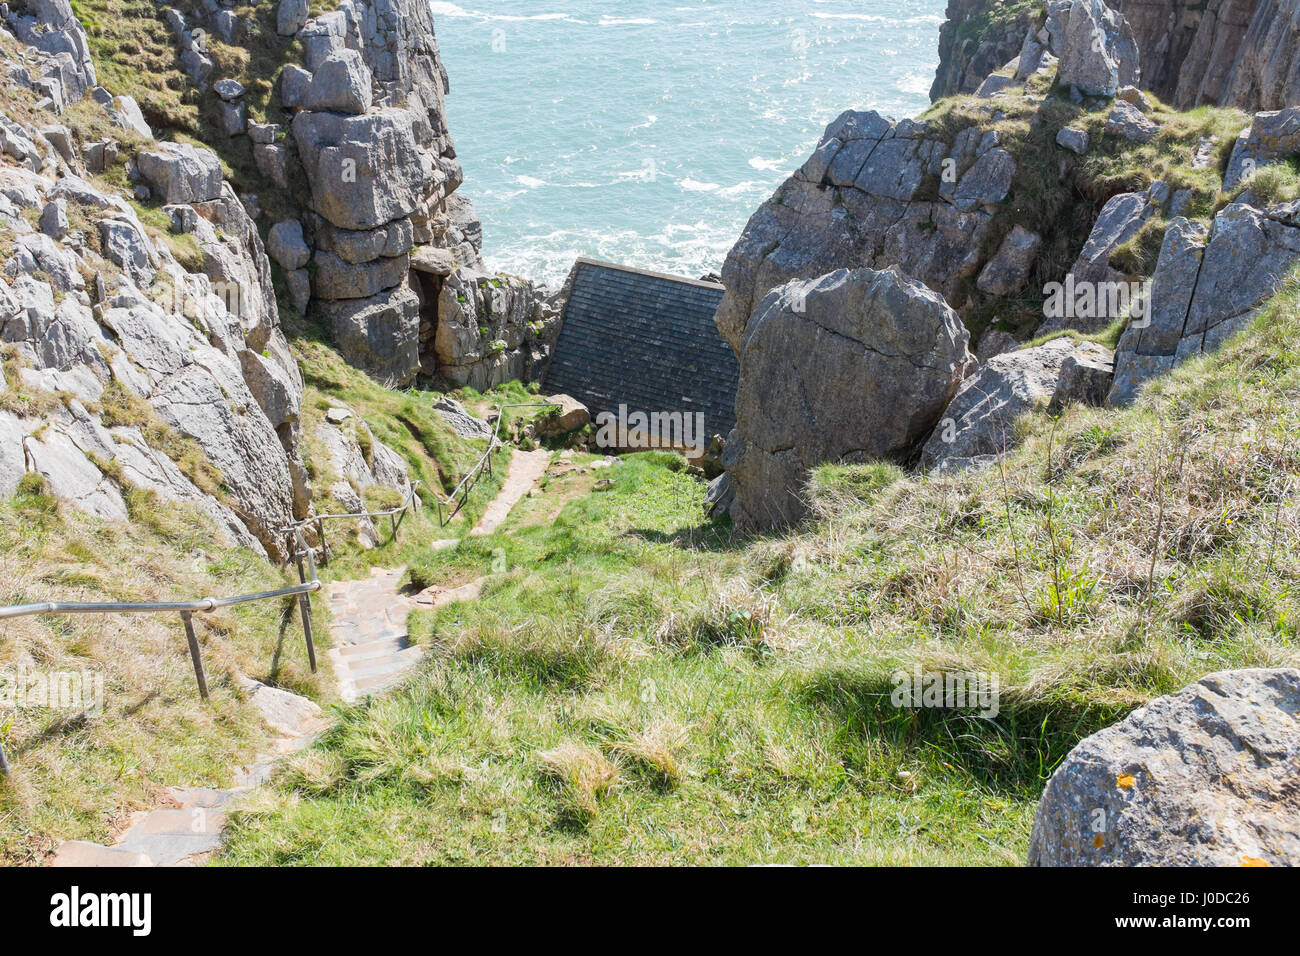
[727,267,972,530]
[1110,202,1300,405]
[1046,0,1141,97]
[304,49,373,116]
[1029,669,1300,866]
[976,224,1041,296]
[920,337,1114,471]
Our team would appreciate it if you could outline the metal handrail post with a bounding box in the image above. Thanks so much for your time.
[180,611,209,700]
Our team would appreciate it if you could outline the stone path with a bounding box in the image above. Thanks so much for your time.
[47,445,553,866]
[49,680,327,867]
[472,447,552,536]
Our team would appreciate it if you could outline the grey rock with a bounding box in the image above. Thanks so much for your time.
[252,143,290,190]
[952,147,1016,212]
[1110,204,1300,405]
[534,394,590,438]
[976,225,1041,295]
[135,142,223,204]
[1049,0,1141,97]
[247,122,281,145]
[729,267,971,530]
[98,217,156,287]
[1029,669,1300,867]
[1056,126,1090,155]
[213,78,245,102]
[921,337,1113,471]
[266,219,310,271]
[432,396,493,440]
[311,249,408,300]
[38,124,74,162]
[1105,100,1159,143]
[286,268,312,314]
[218,99,246,136]
[1049,348,1116,411]
[1223,107,1300,191]
[111,95,152,139]
[277,0,310,36]
[318,284,422,387]
[304,49,373,116]
[38,198,67,239]
[292,108,430,230]
[715,109,1001,352]
[313,217,415,264]
[280,64,312,109]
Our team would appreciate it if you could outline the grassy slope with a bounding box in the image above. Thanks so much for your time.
[222,279,1300,865]
[0,484,325,863]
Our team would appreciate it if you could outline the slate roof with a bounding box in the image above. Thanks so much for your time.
[544,258,739,440]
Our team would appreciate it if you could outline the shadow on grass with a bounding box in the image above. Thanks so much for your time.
[796,667,1131,796]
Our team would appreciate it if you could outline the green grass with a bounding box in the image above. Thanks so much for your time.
[222,278,1300,866]
[0,489,332,863]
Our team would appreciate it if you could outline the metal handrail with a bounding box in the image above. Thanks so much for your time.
[277,479,424,566]
[437,401,559,527]
[0,523,325,775]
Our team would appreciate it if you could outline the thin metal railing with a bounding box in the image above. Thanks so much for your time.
[0,523,323,774]
[277,479,424,567]
[437,401,559,526]
[0,400,557,773]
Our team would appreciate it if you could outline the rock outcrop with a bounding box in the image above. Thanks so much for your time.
[930,0,1044,99]
[1048,0,1141,97]
[1028,669,1300,866]
[0,3,310,556]
[726,268,972,530]
[938,0,1300,113]
[213,0,561,388]
[714,110,1015,354]
[1110,201,1300,405]
[314,400,411,548]
[921,337,1114,471]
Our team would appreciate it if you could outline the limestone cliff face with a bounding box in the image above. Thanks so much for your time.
[930,0,1046,99]
[934,0,1300,111]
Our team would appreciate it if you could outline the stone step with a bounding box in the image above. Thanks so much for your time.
[338,639,409,662]
[347,648,422,682]
[114,809,226,867]
[167,786,236,810]
[49,840,152,867]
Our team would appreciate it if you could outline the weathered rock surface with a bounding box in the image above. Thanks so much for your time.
[304,49,373,116]
[1028,669,1300,866]
[317,285,422,388]
[727,268,971,530]
[432,396,492,440]
[135,142,223,205]
[433,269,560,390]
[1047,0,1141,97]
[314,399,411,546]
[715,110,1011,353]
[921,337,1114,471]
[1110,202,1300,405]
[976,224,1041,295]
[1223,107,1300,190]
[534,393,590,438]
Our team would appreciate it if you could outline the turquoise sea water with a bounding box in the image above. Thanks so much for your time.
[432,0,946,286]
